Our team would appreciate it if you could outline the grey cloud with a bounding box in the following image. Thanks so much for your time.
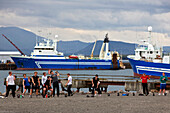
[0,0,170,34]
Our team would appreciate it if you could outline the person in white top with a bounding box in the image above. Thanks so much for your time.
[42,72,47,86]
[5,71,16,98]
[65,73,73,96]
[42,72,47,97]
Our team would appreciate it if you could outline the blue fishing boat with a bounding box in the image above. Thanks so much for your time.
[8,34,121,70]
[128,26,170,78]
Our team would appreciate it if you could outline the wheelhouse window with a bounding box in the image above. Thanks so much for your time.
[35,48,53,50]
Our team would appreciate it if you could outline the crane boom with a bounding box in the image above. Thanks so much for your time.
[90,40,97,58]
[2,34,25,56]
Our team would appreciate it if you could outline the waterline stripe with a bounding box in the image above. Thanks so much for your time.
[136,66,170,74]
[35,61,111,65]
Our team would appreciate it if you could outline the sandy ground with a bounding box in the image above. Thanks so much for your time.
[0,93,170,113]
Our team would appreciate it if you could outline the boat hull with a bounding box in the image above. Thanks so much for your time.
[128,57,170,78]
[11,56,120,70]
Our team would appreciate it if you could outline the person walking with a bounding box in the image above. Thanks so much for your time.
[49,70,60,97]
[92,74,101,96]
[140,73,150,96]
[65,73,73,96]
[22,74,31,97]
[5,71,16,98]
[159,72,168,95]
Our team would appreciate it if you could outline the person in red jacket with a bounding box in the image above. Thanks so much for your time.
[140,73,150,96]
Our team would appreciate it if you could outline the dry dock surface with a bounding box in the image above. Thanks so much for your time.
[0,93,170,113]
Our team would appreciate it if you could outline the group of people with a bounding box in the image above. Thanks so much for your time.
[5,71,168,98]
[5,70,73,98]
[91,73,169,96]
[140,72,168,96]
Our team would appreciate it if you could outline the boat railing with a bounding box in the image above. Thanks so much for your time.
[139,58,153,62]
[136,46,148,50]
[163,53,170,56]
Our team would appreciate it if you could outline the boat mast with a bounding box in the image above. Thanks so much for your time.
[104,33,109,56]
[47,32,51,46]
[99,33,109,59]
[36,30,41,46]
[2,34,25,56]
[54,35,58,52]
[36,32,38,46]
[148,26,152,44]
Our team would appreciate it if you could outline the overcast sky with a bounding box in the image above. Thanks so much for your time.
[0,0,170,45]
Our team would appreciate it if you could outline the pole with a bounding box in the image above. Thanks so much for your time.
[2,34,25,56]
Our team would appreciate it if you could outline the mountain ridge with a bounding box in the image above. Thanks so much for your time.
[0,27,170,57]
